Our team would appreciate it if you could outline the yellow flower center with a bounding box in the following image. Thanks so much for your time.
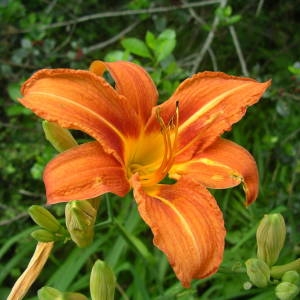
[128,102,179,186]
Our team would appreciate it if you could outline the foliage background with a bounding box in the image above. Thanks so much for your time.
[0,0,299,299]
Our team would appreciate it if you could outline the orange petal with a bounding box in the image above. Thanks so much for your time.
[91,60,158,123]
[20,69,141,163]
[131,174,226,287]
[159,72,271,159]
[170,138,259,205]
[44,142,130,204]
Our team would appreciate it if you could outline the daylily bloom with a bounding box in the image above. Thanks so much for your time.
[20,60,271,287]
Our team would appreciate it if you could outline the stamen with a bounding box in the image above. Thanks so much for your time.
[140,101,179,186]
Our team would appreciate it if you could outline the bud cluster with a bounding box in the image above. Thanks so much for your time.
[244,213,300,300]
[29,205,68,243]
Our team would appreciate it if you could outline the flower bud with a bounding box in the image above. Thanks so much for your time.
[37,286,62,299]
[256,213,286,266]
[271,259,300,279]
[275,282,300,300]
[42,121,77,152]
[31,229,57,242]
[38,286,88,300]
[29,205,62,233]
[90,260,116,300]
[282,271,300,285]
[245,258,270,288]
[65,198,99,247]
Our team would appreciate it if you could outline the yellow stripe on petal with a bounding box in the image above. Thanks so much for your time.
[32,91,126,144]
[20,69,142,163]
[152,194,199,254]
[131,174,225,287]
[158,71,271,159]
[170,138,259,205]
[179,82,253,132]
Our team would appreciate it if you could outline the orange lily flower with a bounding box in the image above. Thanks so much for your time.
[20,60,271,287]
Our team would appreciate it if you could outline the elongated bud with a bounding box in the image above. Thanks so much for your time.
[245,258,270,288]
[65,198,100,247]
[282,271,300,285]
[271,259,300,279]
[31,229,57,243]
[38,286,88,300]
[256,213,286,266]
[42,121,77,152]
[90,260,116,300]
[275,282,300,300]
[29,205,62,233]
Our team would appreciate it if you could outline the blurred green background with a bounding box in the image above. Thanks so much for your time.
[0,0,299,299]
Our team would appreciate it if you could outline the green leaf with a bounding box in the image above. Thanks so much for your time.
[7,82,22,102]
[158,29,176,40]
[288,62,300,75]
[227,15,242,25]
[104,50,131,62]
[114,220,154,263]
[154,29,176,62]
[145,31,156,50]
[121,38,152,58]
[47,237,107,290]
[5,104,31,116]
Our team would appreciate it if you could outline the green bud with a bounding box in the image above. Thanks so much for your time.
[38,286,88,300]
[42,121,78,152]
[256,213,286,266]
[282,271,300,285]
[65,198,99,247]
[38,286,62,300]
[90,260,116,300]
[271,259,300,279]
[245,258,270,288]
[29,205,62,233]
[31,229,57,242]
[275,282,300,300]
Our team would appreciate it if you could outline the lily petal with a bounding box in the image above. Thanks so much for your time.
[170,138,259,205]
[159,72,271,158]
[131,174,226,287]
[90,60,158,123]
[20,69,141,163]
[44,142,130,204]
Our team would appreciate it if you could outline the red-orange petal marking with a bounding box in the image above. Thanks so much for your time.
[20,69,141,163]
[159,72,271,159]
[170,138,259,205]
[104,61,158,123]
[131,174,226,287]
[44,142,130,204]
